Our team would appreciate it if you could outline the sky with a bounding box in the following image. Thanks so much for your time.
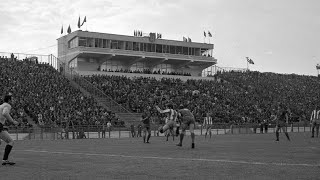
[0,0,319,76]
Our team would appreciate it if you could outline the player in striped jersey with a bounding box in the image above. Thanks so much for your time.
[0,94,19,165]
[177,104,196,148]
[155,104,178,138]
[203,112,213,139]
[310,106,320,138]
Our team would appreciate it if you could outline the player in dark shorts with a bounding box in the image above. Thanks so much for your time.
[275,104,290,142]
[177,104,196,148]
[141,111,152,143]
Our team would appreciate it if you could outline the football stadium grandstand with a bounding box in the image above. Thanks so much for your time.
[0,29,319,136]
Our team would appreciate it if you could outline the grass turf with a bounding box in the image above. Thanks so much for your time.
[0,132,319,180]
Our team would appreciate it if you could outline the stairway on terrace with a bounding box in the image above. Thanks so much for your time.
[65,69,142,124]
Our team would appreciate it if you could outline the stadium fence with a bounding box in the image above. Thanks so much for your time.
[6,122,314,141]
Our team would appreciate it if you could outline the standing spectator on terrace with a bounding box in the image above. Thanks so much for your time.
[102,122,106,138]
[130,124,135,137]
[264,119,269,133]
[38,113,44,126]
[106,121,112,138]
[259,120,264,134]
[64,126,69,139]
[10,53,14,61]
[137,124,142,138]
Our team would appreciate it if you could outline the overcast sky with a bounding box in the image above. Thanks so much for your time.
[0,0,319,75]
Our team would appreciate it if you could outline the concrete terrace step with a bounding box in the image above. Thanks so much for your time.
[117,113,142,124]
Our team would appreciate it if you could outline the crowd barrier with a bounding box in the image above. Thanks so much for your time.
[5,122,314,141]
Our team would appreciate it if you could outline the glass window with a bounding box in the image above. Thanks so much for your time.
[146,43,151,52]
[163,45,168,53]
[68,37,78,48]
[183,47,188,55]
[87,38,94,47]
[106,40,111,48]
[132,42,140,51]
[176,46,182,54]
[139,43,143,51]
[118,41,124,49]
[125,41,129,50]
[95,38,99,47]
[111,40,118,49]
[156,44,162,53]
[188,47,191,55]
[128,41,133,50]
[143,43,147,52]
[103,39,106,48]
[133,42,137,51]
[79,37,87,47]
[150,44,155,52]
[195,48,200,56]
[170,46,175,54]
[99,39,103,48]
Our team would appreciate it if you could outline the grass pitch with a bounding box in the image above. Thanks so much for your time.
[1,133,319,180]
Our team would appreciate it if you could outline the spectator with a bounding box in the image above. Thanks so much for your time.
[130,124,135,137]
[0,57,111,127]
[137,124,142,137]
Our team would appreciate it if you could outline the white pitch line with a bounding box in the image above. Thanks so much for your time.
[21,149,319,167]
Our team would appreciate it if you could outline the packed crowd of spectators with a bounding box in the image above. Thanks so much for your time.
[2,54,318,127]
[82,70,319,125]
[217,71,320,122]
[100,68,191,76]
[82,74,258,124]
[0,57,120,128]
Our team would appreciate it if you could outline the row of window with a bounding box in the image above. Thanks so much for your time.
[68,37,209,56]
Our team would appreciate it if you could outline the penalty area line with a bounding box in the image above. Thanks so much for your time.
[20,149,319,167]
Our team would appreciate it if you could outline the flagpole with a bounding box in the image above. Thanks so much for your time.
[78,14,80,30]
[210,35,213,57]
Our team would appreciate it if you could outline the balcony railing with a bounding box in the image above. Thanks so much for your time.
[75,46,216,62]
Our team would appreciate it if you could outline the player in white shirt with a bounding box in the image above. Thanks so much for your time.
[156,103,178,138]
[310,106,320,138]
[0,94,19,165]
[203,112,213,139]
